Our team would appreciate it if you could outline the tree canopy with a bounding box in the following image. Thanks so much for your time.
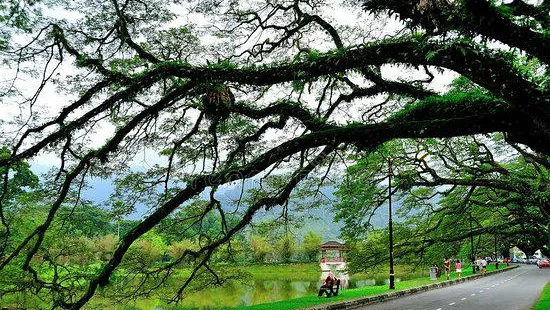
[0,0,548,308]
[335,134,549,272]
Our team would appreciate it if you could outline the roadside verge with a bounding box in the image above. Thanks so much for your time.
[534,280,550,310]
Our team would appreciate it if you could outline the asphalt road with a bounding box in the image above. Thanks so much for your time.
[359,265,549,310]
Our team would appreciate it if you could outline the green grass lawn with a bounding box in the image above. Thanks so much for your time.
[534,280,550,310]
[229,263,511,310]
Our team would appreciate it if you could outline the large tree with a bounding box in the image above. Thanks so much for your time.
[335,134,549,271]
[0,0,547,308]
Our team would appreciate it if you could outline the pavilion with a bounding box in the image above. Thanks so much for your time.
[319,240,349,264]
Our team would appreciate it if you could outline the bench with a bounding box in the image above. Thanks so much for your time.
[318,279,341,297]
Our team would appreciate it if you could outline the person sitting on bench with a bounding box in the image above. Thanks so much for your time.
[317,272,340,297]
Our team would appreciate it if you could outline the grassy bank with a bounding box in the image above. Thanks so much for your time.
[230,263,510,310]
[534,280,550,310]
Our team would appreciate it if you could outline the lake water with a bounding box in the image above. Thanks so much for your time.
[99,273,403,309]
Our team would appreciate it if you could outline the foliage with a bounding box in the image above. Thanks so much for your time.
[0,146,39,202]
[335,134,549,272]
[125,230,168,265]
[250,235,274,264]
[95,234,119,261]
[167,239,199,263]
[0,0,42,50]
[277,232,297,263]
[302,231,322,262]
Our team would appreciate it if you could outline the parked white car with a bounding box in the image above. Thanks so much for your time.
[528,256,540,264]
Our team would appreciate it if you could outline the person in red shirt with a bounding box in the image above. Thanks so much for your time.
[318,272,339,297]
[443,258,451,280]
[324,273,335,286]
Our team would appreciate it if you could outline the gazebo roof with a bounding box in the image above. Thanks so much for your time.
[320,240,349,250]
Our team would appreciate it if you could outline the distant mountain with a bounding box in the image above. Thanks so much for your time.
[31,164,391,241]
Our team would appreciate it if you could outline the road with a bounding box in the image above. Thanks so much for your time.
[359,265,549,310]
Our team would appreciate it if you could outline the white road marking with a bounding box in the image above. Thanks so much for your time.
[461,297,467,300]
[436,308,442,310]
[479,290,484,292]
[449,302,456,305]
[471,293,476,296]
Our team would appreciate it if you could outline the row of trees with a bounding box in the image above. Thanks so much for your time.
[91,222,325,266]
[249,230,322,264]
[20,225,324,268]
[335,131,548,272]
[2,166,324,269]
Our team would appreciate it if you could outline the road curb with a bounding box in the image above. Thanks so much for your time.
[302,264,519,310]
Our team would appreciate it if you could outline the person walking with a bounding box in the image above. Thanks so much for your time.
[481,257,488,274]
[435,264,441,278]
[443,258,451,280]
[455,259,462,279]
[476,256,483,274]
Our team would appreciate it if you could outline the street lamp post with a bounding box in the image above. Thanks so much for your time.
[388,157,395,290]
[387,152,426,289]
[494,234,498,269]
[469,208,476,274]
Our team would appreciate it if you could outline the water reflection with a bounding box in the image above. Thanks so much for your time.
[350,278,376,288]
